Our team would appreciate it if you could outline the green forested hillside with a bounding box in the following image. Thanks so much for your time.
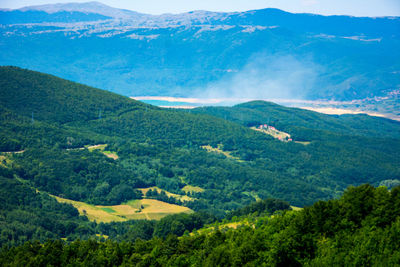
[1,66,400,248]
[0,66,150,124]
[1,185,399,266]
[192,100,400,139]
[0,169,218,247]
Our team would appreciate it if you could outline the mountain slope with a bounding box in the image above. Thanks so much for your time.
[0,66,400,247]
[192,100,400,139]
[1,3,399,103]
[17,1,140,18]
[0,66,149,123]
[2,184,399,265]
[1,66,399,207]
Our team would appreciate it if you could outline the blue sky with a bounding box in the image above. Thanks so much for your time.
[2,0,400,16]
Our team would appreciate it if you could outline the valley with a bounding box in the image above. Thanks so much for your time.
[1,2,399,113]
[0,50,399,266]
[134,95,400,121]
[0,1,399,265]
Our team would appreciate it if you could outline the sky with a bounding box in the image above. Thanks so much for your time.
[1,0,400,17]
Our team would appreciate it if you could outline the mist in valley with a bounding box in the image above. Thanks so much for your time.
[192,53,322,103]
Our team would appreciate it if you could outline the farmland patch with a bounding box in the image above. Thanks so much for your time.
[202,144,243,162]
[52,195,192,223]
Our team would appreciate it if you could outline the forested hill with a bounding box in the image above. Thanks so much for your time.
[1,185,399,266]
[192,100,400,139]
[0,66,400,247]
[0,66,151,124]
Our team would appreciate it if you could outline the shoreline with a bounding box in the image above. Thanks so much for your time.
[131,96,400,121]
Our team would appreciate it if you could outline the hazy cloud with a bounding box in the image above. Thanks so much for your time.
[194,53,321,101]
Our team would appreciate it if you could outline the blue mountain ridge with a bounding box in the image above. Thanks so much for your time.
[1,2,399,102]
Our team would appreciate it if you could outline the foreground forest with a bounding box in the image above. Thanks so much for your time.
[1,185,399,266]
[0,66,400,256]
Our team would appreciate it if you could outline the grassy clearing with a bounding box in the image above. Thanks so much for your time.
[251,126,311,145]
[86,144,107,151]
[0,152,24,167]
[251,126,291,141]
[0,150,25,154]
[138,186,195,202]
[52,195,192,223]
[86,144,119,160]
[182,185,205,193]
[290,206,303,211]
[294,141,311,145]
[137,199,193,220]
[95,234,109,239]
[201,144,244,162]
[53,195,127,223]
[0,155,9,167]
[100,207,116,213]
[102,150,119,160]
[192,220,253,236]
[242,191,261,201]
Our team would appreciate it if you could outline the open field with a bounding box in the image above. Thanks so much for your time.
[87,144,119,160]
[87,144,108,151]
[251,126,291,141]
[251,126,312,145]
[182,185,205,193]
[53,195,127,223]
[0,155,10,167]
[202,144,244,162]
[0,150,25,154]
[66,144,118,159]
[294,141,311,145]
[102,150,119,160]
[242,191,261,201]
[192,221,253,236]
[138,187,195,202]
[134,199,193,220]
[53,195,193,223]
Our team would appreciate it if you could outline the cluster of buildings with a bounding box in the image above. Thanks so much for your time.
[257,124,293,142]
[258,124,276,131]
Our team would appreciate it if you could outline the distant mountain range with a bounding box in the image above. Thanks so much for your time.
[1,2,399,103]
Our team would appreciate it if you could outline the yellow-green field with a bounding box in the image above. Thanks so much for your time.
[102,151,119,160]
[138,187,195,202]
[201,144,244,162]
[87,144,119,160]
[0,155,9,167]
[53,195,126,222]
[86,144,108,151]
[131,199,193,220]
[294,141,311,145]
[0,151,24,168]
[191,220,253,236]
[182,185,205,193]
[251,127,311,145]
[0,150,25,154]
[242,191,261,201]
[251,126,291,141]
[53,195,193,223]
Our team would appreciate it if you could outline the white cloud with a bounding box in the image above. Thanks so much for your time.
[193,53,322,101]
